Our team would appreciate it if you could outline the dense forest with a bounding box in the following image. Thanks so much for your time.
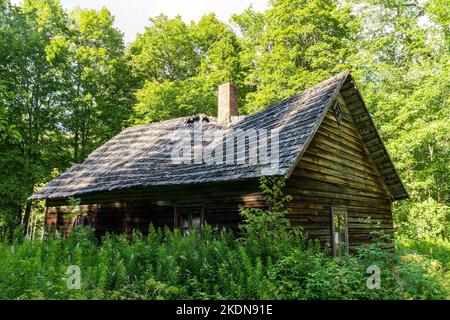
[0,0,448,299]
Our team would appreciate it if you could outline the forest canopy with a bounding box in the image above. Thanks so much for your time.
[0,0,449,243]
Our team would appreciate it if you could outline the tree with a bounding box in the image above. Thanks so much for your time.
[129,14,246,125]
[233,0,358,113]
[349,0,450,239]
[0,0,67,234]
[129,14,199,84]
[47,7,135,162]
[0,1,134,236]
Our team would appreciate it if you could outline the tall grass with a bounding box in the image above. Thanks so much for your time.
[0,177,448,300]
[0,225,448,300]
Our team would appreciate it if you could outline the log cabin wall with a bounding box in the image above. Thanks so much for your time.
[284,96,393,250]
[45,180,266,236]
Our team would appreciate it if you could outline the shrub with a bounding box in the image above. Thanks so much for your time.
[394,199,450,240]
[0,176,448,299]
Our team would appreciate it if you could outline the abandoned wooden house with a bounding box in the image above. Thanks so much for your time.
[30,71,408,255]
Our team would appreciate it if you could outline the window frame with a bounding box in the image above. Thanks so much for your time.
[173,204,205,235]
[72,212,93,228]
[331,207,349,257]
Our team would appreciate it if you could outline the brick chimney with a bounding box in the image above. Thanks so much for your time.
[217,83,238,123]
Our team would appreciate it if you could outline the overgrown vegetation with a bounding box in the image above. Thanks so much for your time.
[0,0,449,300]
[0,177,448,300]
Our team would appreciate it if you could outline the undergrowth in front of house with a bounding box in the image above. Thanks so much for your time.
[0,178,448,300]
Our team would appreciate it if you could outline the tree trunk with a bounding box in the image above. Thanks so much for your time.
[22,201,32,237]
[74,128,79,162]
[17,205,23,224]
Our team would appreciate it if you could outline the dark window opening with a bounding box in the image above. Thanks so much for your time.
[331,207,349,257]
[332,102,343,124]
[174,205,205,236]
[73,212,93,228]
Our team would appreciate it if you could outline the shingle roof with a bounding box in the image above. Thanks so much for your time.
[29,71,408,200]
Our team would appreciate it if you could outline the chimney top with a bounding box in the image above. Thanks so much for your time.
[218,83,238,123]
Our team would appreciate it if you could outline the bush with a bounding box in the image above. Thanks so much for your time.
[0,222,449,299]
[0,177,448,300]
[394,199,450,240]
[396,238,450,299]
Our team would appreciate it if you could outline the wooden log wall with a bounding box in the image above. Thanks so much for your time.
[285,96,394,250]
[46,180,266,236]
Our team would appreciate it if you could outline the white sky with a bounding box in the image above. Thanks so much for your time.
[11,0,270,43]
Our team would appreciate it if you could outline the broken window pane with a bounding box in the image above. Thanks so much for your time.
[332,208,349,257]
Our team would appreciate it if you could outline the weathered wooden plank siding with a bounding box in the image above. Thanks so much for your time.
[46,180,266,236]
[285,98,393,249]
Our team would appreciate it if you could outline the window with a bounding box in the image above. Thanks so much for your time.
[72,212,93,228]
[174,205,205,236]
[331,207,349,257]
[332,101,343,124]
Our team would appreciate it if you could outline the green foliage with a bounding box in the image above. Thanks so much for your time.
[0,117,22,144]
[0,0,134,234]
[396,252,449,299]
[349,0,450,241]
[63,197,81,220]
[395,199,450,240]
[129,14,199,82]
[0,178,447,300]
[128,13,250,125]
[0,0,449,300]
[0,221,447,300]
[239,175,294,258]
[46,6,135,161]
[233,0,357,113]
[132,77,218,123]
[398,238,450,270]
